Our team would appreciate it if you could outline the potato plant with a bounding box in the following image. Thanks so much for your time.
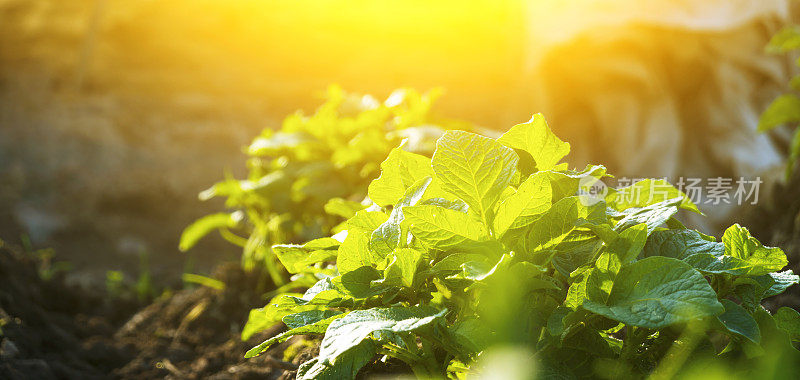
[179,86,473,285]
[243,115,800,378]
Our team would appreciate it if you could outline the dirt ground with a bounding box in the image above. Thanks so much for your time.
[0,241,305,379]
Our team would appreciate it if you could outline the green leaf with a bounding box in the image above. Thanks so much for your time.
[245,313,346,358]
[431,253,493,274]
[583,257,724,329]
[758,94,800,132]
[368,143,434,207]
[607,179,701,215]
[345,210,389,232]
[181,273,225,290]
[493,172,552,235]
[525,197,605,252]
[774,307,800,341]
[686,224,789,277]
[404,205,489,249]
[381,248,423,287]
[767,26,800,53]
[640,229,724,260]
[273,242,338,274]
[605,223,648,264]
[317,306,446,366]
[297,340,378,380]
[419,197,470,212]
[763,271,800,298]
[283,310,345,329]
[241,295,304,341]
[722,224,788,275]
[717,299,761,344]
[543,164,607,202]
[324,198,365,219]
[497,113,570,171]
[614,197,682,234]
[431,130,518,222]
[449,319,492,354]
[337,231,384,274]
[369,177,432,254]
[179,212,243,251]
[565,266,593,309]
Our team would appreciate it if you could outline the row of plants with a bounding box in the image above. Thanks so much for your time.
[179,86,475,287]
[235,114,800,378]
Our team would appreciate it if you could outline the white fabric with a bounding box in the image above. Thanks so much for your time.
[520,0,794,232]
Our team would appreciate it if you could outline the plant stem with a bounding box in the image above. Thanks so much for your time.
[620,325,645,362]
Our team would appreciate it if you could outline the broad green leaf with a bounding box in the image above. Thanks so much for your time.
[774,307,800,341]
[283,310,345,329]
[551,234,604,277]
[688,225,788,277]
[766,26,800,53]
[587,252,620,302]
[337,231,384,274]
[685,254,784,277]
[721,224,788,275]
[763,271,800,298]
[613,197,683,234]
[640,229,724,260]
[368,143,434,207]
[717,299,761,344]
[273,240,338,274]
[605,223,648,264]
[179,212,243,251]
[449,319,492,354]
[493,173,552,235]
[525,197,605,252]
[583,257,724,329]
[543,165,607,202]
[419,197,469,213]
[297,340,377,380]
[404,205,489,249]
[345,210,389,232]
[431,130,518,222]
[317,306,446,365]
[381,248,423,287]
[607,179,701,215]
[565,266,593,309]
[431,253,493,274]
[241,294,305,341]
[370,177,432,254]
[497,113,570,171]
[759,94,800,132]
[731,271,799,310]
[324,198,365,219]
[245,313,346,358]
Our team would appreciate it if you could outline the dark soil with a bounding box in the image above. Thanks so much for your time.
[746,165,800,311]
[111,263,299,380]
[0,241,138,379]
[0,241,314,379]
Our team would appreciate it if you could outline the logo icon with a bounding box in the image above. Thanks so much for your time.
[578,176,608,206]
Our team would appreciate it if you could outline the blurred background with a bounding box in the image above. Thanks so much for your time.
[0,0,796,287]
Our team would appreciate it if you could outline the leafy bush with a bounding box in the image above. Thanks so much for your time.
[243,115,800,378]
[179,86,474,285]
[760,26,800,178]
